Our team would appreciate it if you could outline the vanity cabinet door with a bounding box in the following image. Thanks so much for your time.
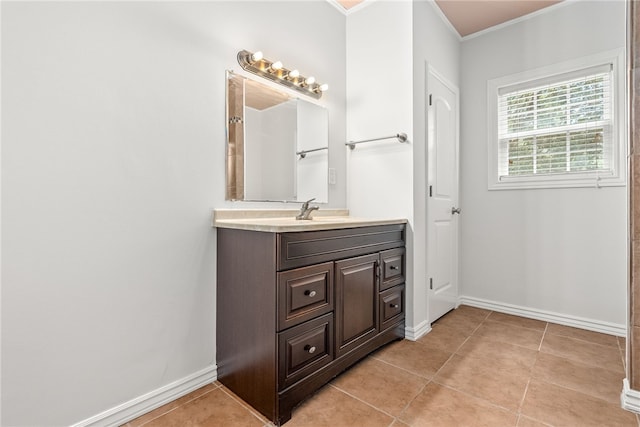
[335,253,379,358]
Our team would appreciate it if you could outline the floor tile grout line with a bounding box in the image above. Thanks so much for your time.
[430,313,537,421]
[431,381,520,417]
[430,375,525,417]
[135,405,184,427]
[395,380,432,425]
[535,339,627,375]
[481,318,547,335]
[535,375,628,407]
[370,328,482,424]
[467,317,485,336]
[530,374,624,406]
[537,344,626,374]
[440,308,492,334]
[538,322,549,351]
[484,315,622,351]
[466,310,491,338]
[533,323,627,406]
[135,386,220,427]
[467,311,553,353]
[485,313,548,333]
[484,310,621,347]
[327,383,400,420]
[435,336,470,375]
[456,305,493,321]
[218,386,273,425]
[516,413,554,427]
[544,331,622,349]
[459,332,542,354]
[619,335,628,371]
[430,321,482,337]
[517,376,533,415]
[371,354,437,380]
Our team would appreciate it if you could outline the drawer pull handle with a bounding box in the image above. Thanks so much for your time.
[390,304,399,309]
[389,265,399,270]
[304,345,317,354]
[304,290,317,297]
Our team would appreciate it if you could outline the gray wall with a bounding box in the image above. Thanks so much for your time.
[459,0,627,326]
[412,0,461,328]
[1,2,346,425]
[344,0,462,336]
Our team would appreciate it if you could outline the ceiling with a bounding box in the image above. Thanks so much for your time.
[334,0,563,38]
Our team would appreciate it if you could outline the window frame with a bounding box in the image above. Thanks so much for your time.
[487,49,626,190]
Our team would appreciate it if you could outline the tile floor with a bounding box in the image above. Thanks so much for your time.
[123,305,637,427]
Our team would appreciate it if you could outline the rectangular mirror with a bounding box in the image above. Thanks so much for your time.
[226,71,329,202]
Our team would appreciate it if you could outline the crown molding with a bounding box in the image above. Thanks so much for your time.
[326,0,348,15]
[461,0,580,42]
[425,0,462,41]
[326,0,376,16]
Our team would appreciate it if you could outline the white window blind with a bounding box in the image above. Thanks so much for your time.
[497,64,613,180]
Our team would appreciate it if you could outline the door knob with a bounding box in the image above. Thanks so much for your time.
[451,207,461,215]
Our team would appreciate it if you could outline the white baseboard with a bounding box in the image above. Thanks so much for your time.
[71,364,218,427]
[459,295,626,337]
[622,379,640,413]
[405,319,431,341]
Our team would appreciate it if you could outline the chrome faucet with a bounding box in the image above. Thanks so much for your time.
[296,198,319,220]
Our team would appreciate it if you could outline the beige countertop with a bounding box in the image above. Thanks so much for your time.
[212,209,407,232]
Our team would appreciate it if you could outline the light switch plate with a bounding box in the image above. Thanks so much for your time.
[328,168,337,185]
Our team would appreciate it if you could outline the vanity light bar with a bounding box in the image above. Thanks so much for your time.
[237,49,328,100]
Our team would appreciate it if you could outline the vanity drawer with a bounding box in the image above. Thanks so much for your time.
[380,248,405,291]
[278,262,334,331]
[379,285,404,331]
[278,224,405,270]
[278,313,334,389]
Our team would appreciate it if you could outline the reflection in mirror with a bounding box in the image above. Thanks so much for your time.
[226,71,329,202]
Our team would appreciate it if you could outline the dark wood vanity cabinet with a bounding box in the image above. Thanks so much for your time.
[216,223,405,426]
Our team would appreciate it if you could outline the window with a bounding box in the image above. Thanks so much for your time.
[487,50,625,190]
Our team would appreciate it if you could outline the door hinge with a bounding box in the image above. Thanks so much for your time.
[429,94,432,106]
[429,278,433,290]
[429,185,432,197]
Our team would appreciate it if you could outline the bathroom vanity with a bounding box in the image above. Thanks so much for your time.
[214,211,406,425]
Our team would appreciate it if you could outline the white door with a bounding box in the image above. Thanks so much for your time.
[427,66,460,323]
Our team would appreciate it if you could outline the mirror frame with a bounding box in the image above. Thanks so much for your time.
[225,70,329,203]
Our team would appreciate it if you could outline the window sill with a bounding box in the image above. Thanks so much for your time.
[488,175,625,190]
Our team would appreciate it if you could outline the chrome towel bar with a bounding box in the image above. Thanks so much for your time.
[296,147,328,159]
[346,133,408,150]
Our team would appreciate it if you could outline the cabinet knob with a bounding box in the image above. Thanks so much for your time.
[304,290,317,297]
[389,265,399,270]
[304,345,316,354]
[390,303,399,309]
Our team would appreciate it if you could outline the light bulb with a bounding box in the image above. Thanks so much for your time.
[305,76,316,85]
[288,69,300,79]
[250,51,263,62]
[319,83,329,92]
[271,61,283,71]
